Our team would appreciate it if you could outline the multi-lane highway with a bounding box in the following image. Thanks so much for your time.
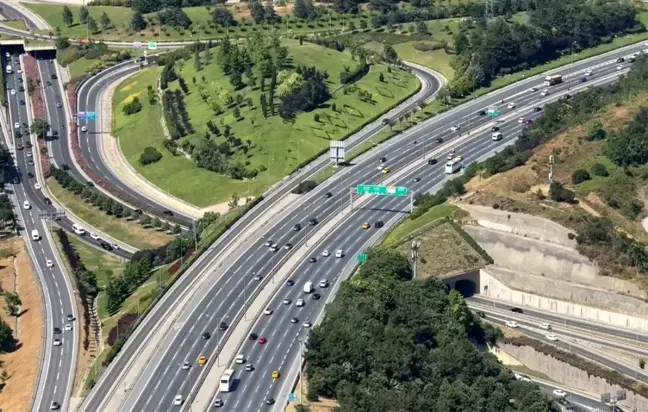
[2,52,77,412]
[87,43,647,412]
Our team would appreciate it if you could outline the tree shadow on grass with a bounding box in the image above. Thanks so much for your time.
[343,104,363,118]
[376,86,394,98]
[310,126,330,140]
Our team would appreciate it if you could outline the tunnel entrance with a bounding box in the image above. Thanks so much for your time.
[454,279,477,297]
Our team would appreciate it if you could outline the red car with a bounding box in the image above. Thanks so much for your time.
[523,119,533,126]
[258,337,267,344]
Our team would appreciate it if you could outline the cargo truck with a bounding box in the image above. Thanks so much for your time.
[543,75,562,87]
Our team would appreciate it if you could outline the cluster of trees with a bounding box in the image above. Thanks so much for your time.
[278,65,331,121]
[606,107,648,166]
[0,318,16,353]
[1,286,21,318]
[293,0,318,21]
[248,0,281,25]
[122,96,143,115]
[0,194,14,230]
[139,146,163,165]
[157,7,192,28]
[303,37,345,53]
[306,249,557,412]
[192,140,258,179]
[105,255,154,314]
[212,7,237,27]
[369,2,484,29]
[52,167,136,219]
[131,0,221,14]
[450,0,642,95]
[162,89,194,139]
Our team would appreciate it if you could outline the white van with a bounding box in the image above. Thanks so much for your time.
[303,281,314,294]
[492,132,503,141]
[23,200,30,210]
[72,224,86,235]
[31,229,40,241]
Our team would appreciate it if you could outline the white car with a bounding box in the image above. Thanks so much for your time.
[81,125,87,132]
[182,361,191,370]
[64,324,72,331]
[53,339,62,346]
[322,249,330,257]
[540,89,549,97]
[283,298,291,305]
[269,243,278,252]
[173,395,183,406]
[296,298,305,307]
[26,151,32,157]
[450,125,460,132]
[14,122,19,129]
[515,374,532,382]
[264,308,273,315]
[10,89,15,95]
[539,322,551,330]
[302,321,312,328]
[318,280,328,288]
[17,69,22,74]
[545,333,558,341]
[585,70,593,76]
[530,86,538,92]
[23,200,30,210]
[235,354,245,364]
[90,232,100,240]
[617,64,624,70]
[517,117,524,124]
[335,249,344,258]
[552,389,567,398]
[505,320,519,328]
[46,259,53,268]
[34,183,41,190]
[507,102,516,109]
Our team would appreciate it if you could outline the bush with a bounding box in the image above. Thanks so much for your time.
[571,169,591,184]
[139,147,163,165]
[122,97,142,115]
[549,181,575,203]
[590,162,609,177]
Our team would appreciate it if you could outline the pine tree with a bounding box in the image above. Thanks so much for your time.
[130,12,147,31]
[100,11,112,29]
[87,16,98,34]
[294,0,308,19]
[62,6,74,27]
[194,48,202,71]
[79,6,89,24]
[260,93,268,118]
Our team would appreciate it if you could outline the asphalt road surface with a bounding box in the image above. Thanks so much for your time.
[112,45,641,412]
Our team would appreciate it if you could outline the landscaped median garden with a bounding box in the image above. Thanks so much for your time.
[113,36,420,207]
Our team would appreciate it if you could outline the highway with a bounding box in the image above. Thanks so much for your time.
[2,52,77,412]
[102,45,643,412]
[201,56,646,411]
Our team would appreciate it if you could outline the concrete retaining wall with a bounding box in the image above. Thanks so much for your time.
[498,343,647,412]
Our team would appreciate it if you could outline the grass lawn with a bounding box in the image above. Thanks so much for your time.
[68,56,97,79]
[382,203,458,247]
[24,3,133,38]
[393,43,454,80]
[115,40,419,206]
[0,20,27,30]
[47,177,171,249]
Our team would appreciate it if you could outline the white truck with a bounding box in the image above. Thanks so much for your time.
[303,281,314,294]
[543,74,562,87]
[5,65,11,74]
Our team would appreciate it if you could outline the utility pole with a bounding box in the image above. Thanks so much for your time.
[411,239,420,279]
[548,155,555,184]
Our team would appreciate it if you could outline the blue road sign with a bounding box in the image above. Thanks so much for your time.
[77,111,86,120]
[288,393,297,402]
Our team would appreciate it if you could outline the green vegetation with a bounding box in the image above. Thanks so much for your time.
[306,249,557,412]
[0,20,27,31]
[47,176,171,250]
[116,38,418,206]
[56,40,133,81]
[382,203,457,247]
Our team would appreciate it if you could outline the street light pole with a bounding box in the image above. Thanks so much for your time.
[299,336,304,403]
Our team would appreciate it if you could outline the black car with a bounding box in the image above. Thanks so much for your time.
[100,242,112,251]
[54,327,61,334]
[293,223,301,231]
[18,86,24,92]
[476,311,486,318]
[201,331,210,340]
[218,322,228,331]
[163,210,174,216]
[491,126,500,132]
[309,218,318,226]
[617,57,625,63]
[249,333,258,340]
[290,317,299,323]
[478,110,486,116]
[374,220,384,229]
[510,307,524,314]
[265,398,275,405]
[309,257,317,263]
[44,197,52,205]
[61,163,69,171]
[27,172,34,178]
[312,293,321,300]
[435,137,443,143]
[46,81,52,86]
[86,181,94,187]
[379,156,387,163]
[427,158,438,165]
[534,106,542,112]
[324,192,332,198]
[26,142,32,148]
[51,73,57,79]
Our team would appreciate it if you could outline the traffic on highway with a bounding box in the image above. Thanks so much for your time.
[88,41,646,412]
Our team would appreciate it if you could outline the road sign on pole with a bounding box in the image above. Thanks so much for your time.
[356,184,407,197]
[147,42,158,50]
[133,41,143,49]
[487,105,499,117]
[330,140,346,165]
[288,393,297,402]
[77,111,87,120]
[357,253,368,263]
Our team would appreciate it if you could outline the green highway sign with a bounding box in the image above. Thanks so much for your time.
[356,184,408,197]
[147,42,158,50]
[487,105,499,117]
[357,253,368,263]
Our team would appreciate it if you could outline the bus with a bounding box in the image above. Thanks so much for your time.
[219,369,235,392]
[445,157,462,174]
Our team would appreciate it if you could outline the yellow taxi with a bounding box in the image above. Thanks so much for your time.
[362,222,370,230]
[272,370,280,379]
[381,167,390,174]
[198,355,207,366]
